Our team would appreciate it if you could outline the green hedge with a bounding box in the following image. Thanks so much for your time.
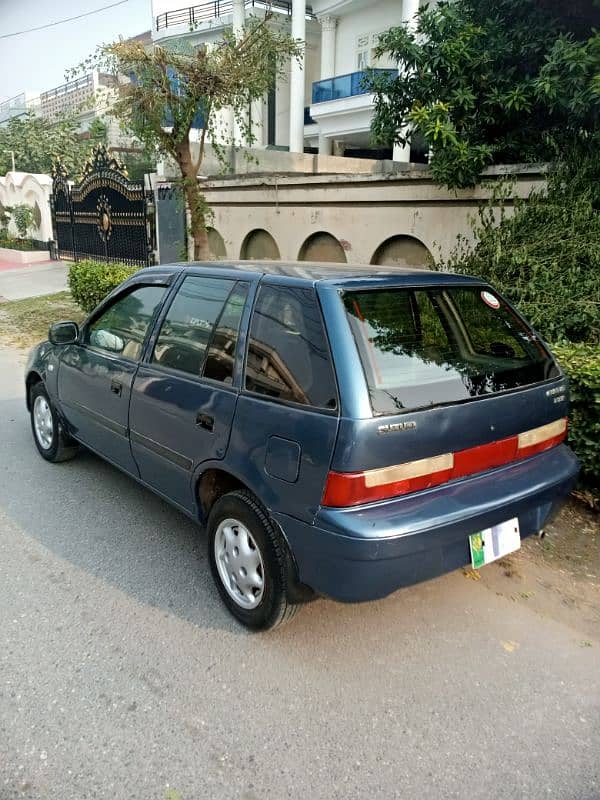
[68,260,137,314]
[552,342,600,496]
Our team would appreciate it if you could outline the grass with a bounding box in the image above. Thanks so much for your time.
[0,291,85,349]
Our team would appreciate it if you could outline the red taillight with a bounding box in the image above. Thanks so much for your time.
[322,417,567,508]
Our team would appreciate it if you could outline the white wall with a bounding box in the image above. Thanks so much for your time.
[0,172,54,241]
[334,0,405,75]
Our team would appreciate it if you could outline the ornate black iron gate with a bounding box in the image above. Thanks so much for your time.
[51,146,152,267]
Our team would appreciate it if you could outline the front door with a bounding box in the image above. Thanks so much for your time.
[57,284,167,474]
[129,276,250,512]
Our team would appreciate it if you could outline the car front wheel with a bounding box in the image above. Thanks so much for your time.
[30,382,78,463]
[207,490,303,631]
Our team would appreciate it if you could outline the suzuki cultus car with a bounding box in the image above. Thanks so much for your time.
[26,263,579,629]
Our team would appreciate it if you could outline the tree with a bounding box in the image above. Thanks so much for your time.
[369,0,600,188]
[11,204,36,239]
[0,112,101,176]
[88,17,299,260]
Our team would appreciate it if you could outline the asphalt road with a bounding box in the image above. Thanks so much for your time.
[0,262,68,302]
[0,346,598,800]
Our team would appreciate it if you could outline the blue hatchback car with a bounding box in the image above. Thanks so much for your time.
[26,262,579,629]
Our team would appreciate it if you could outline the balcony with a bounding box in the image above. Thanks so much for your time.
[156,0,315,31]
[311,69,396,105]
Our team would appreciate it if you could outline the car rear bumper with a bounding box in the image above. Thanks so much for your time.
[273,445,579,602]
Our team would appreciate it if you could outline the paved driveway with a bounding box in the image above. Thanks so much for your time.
[0,261,68,301]
[0,348,598,800]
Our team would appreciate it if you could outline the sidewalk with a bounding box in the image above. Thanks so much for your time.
[0,260,69,301]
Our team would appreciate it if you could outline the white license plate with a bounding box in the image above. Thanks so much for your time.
[469,518,520,569]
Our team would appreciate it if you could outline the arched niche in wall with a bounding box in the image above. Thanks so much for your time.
[370,235,433,269]
[240,228,281,260]
[207,227,226,259]
[298,231,347,264]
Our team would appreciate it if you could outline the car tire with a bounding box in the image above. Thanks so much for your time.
[207,490,303,631]
[30,382,78,463]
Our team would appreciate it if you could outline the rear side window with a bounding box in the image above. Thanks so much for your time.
[152,276,234,377]
[245,285,337,410]
[344,286,559,415]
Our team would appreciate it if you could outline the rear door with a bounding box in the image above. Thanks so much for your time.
[227,280,340,522]
[128,274,250,512]
[323,281,567,483]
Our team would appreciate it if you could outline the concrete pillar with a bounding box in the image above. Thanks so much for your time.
[231,0,246,146]
[251,98,264,147]
[318,133,332,155]
[318,16,337,80]
[393,0,420,162]
[289,0,306,153]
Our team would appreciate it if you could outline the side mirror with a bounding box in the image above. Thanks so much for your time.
[49,321,79,346]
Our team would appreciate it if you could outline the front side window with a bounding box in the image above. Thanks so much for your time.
[152,276,235,377]
[344,286,559,415]
[245,285,337,410]
[86,285,166,360]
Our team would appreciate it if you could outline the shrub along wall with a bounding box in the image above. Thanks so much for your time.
[68,260,137,314]
[552,343,600,495]
[440,157,600,499]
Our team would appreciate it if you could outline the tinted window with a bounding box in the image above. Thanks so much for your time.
[86,285,166,360]
[245,285,337,410]
[344,286,559,415]
[153,276,235,377]
[203,282,249,384]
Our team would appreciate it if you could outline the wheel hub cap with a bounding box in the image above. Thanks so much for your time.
[33,396,53,450]
[214,518,265,609]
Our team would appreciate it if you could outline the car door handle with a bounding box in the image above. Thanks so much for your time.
[196,412,214,432]
[110,379,122,396]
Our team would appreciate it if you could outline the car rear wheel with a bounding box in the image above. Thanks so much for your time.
[207,490,303,630]
[30,382,78,463]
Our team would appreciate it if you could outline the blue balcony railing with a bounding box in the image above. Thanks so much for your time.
[312,69,396,105]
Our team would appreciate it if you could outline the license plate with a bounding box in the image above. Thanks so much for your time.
[469,518,520,569]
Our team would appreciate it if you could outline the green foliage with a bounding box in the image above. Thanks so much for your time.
[11,204,35,238]
[68,260,137,314]
[0,235,44,252]
[552,342,600,492]
[0,112,99,176]
[441,156,600,344]
[440,151,600,496]
[370,0,600,188]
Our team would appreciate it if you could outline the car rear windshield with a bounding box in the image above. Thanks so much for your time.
[343,285,560,416]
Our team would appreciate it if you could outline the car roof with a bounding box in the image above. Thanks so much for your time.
[144,260,484,287]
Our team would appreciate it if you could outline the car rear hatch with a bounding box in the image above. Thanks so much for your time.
[321,280,569,507]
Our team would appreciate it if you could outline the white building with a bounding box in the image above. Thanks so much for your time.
[151,0,423,162]
[39,72,117,123]
[0,91,40,127]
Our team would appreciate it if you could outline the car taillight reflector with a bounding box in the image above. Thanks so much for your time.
[322,417,567,508]
[517,417,567,457]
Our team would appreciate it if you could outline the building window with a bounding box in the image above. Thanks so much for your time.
[356,31,397,70]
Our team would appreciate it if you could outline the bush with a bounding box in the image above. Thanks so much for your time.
[442,155,600,345]
[0,235,44,252]
[552,342,600,497]
[68,260,138,314]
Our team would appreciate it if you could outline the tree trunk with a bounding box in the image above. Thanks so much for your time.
[175,138,211,261]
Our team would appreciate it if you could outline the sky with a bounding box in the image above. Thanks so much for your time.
[0,0,152,101]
